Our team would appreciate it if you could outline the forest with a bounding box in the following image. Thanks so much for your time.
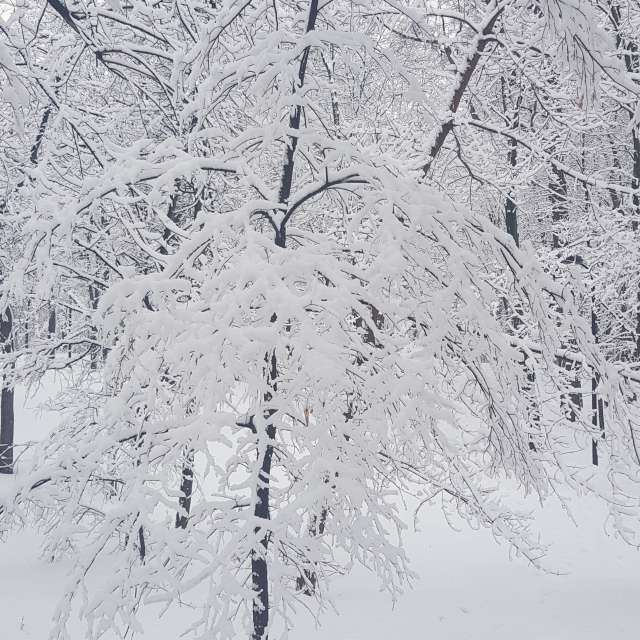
[1,0,640,638]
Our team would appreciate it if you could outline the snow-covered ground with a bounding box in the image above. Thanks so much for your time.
[2,384,639,640]
[294,500,640,640]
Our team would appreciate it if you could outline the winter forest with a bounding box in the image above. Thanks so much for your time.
[1,0,640,638]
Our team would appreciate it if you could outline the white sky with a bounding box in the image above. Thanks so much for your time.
[0,0,15,20]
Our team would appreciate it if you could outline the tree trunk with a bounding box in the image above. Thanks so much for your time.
[48,304,56,337]
[608,2,640,360]
[421,5,504,176]
[632,128,640,362]
[175,447,194,529]
[549,164,568,250]
[591,307,605,465]
[89,284,99,369]
[0,307,15,474]
[500,75,540,451]
[251,413,276,640]
[249,2,320,635]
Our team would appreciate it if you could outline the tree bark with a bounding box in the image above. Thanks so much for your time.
[175,447,194,529]
[251,404,276,640]
[421,5,504,176]
[250,3,320,634]
[608,2,640,359]
[591,307,605,465]
[0,307,15,474]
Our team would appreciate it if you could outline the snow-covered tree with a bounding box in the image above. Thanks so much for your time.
[2,1,640,640]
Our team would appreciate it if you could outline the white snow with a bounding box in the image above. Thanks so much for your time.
[1,491,638,639]
[1,380,638,639]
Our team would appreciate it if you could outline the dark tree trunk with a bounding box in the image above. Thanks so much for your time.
[23,298,30,350]
[608,2,640,360]
[251,350,278,640]
[251,424,275,640]
[505,193,519,246]
[421,6,504,176]
[134,433,147,561]
[548,155,581,427]
[502,74,520,246]
[0,386,14,474]
[88,284,99,369]
[295,504,327,595]
[67,305,73,360]
[0,66,54,475]
[632,128,640,229]
[249,2,320,636]
[0,307,15,474]
[549,164,568,250]
[48,305,56,337]
[632,128,640,361]
[175,447,194,529]
[591,308,605,465]
[500,76,540,451]
[153,182,200,532]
